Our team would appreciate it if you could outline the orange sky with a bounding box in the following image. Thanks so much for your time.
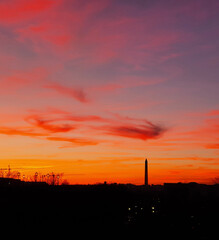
[0,0,218,185]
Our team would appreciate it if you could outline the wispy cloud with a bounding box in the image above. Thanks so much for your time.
[25,109,167,141]
[205,144,219,149]
[26,115,76,133]
[46,136,99,147]
[0,126,47,137]
[89,76,167,94]
[155,156,219,162]
[0,67,48,94]
[186,119,219,138]
[25,112,110,126]
[206,109,219,117]
[0,0,57,23]
[100,121,166,141]
[44,83,89,103]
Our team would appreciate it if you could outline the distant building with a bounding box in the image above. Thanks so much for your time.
[0,177,21,186]
[0,177,48,187]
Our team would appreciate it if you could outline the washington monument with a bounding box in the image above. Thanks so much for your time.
[145,158,148,186]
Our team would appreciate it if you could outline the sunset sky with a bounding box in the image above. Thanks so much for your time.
[0,0,218,184]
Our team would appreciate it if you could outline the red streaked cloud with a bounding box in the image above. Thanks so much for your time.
[46,136,99,147]
[0,0,57,23]
[26,115,75,133]
[0,126,47,137]
[44,83,89,103]
[100,121,166,141]
[154,156,219,162]
[0,109,167,145]
[205,144,219,150]
[24,109,167,140]
[0,0,191,66]
[66,114,109,124]
[25,111,110,125]
[186,119,219,138]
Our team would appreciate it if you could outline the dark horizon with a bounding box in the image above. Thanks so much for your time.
[0,0,218,186]
[0,177,218,239]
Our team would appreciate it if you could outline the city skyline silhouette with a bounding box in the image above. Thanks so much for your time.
[0,171,218,238]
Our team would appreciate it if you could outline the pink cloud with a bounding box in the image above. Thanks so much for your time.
[206,110,219,117]
[172,115,219,151]
[2,0,215,73]
[11,0,110,54]
[44,83,89,103]
[0,0,57,23]
[88,76,167,97]
[15,21,72,50]
[2,0,193,67]
[0,67,48,93]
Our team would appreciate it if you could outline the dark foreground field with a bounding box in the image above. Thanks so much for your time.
[0,179,218,238]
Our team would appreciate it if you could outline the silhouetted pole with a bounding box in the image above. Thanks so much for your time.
[145,159,148,186]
